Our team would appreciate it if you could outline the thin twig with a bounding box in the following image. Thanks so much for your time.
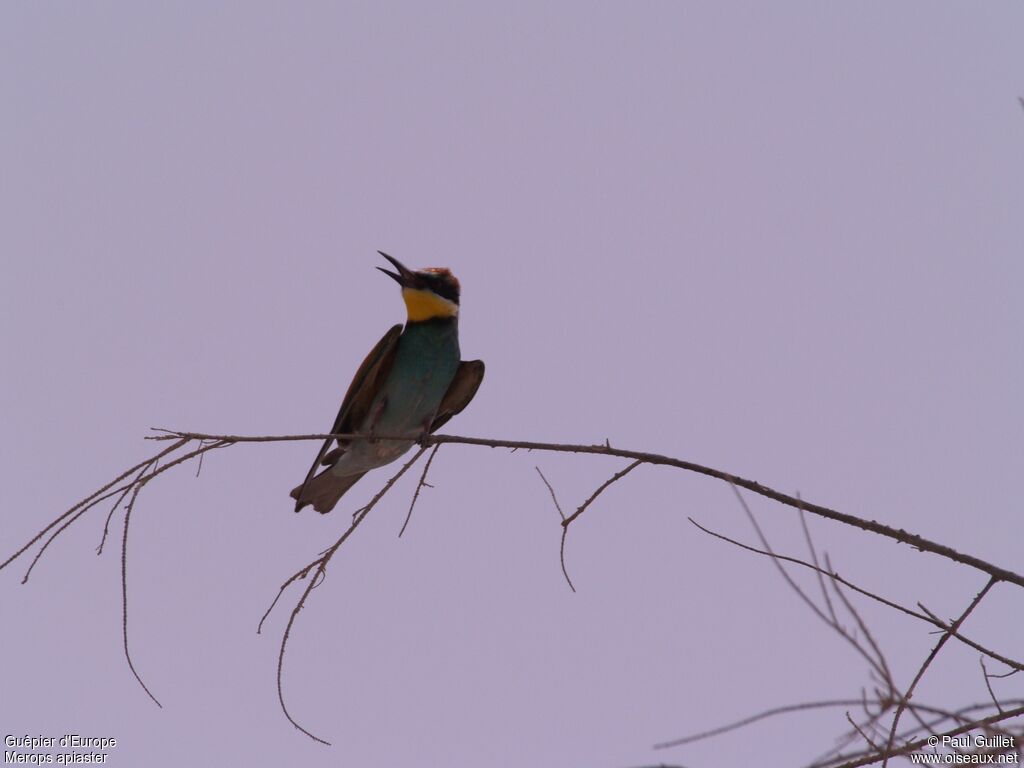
[140,429,1024,590]
[535,467,565,521]
[825,552,894,690]
[537,459,641,593]
[808,699,1024,768]
[826,702,1024,768]
[24,481,136,581]
[534,467,576,593]
[727,487,891,687]
[690,512,1022,761]
[797,502,840,627]
[881,576,998,767]
[981,658,1003,714]
[990,668,1020,680]
[274,446,429,744]
[847,711,881,752]
[399,444,440,538]
[561,460,642,528]
[7,426,1024,752]
[257,564,315,635]
[97,465,151,555]
[654,699,869,748]
[687,518,1023,672]
[120,482,162,708]
[1,438,188,572]
[25,439,229,705]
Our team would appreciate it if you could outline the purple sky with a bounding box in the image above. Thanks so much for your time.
[2,3,1023,766]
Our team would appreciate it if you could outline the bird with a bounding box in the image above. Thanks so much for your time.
[290,251,485,513]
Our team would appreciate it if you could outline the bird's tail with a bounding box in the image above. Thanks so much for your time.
[290,469,365,514]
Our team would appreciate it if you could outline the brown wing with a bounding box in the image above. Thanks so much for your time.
[428,359,485,433]
[292,325,402,511]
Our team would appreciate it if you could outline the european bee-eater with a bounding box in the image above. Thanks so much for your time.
[290,252,484,513]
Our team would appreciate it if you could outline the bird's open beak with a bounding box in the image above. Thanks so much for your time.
[376,251,416,288]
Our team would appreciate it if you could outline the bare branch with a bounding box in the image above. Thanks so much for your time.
[120,482,162,708]
[534,466,565,521]
[881,576,999,767]
[653,698,868,748]
[399,444,441,538]
[989,668,1020,680]
[273,446,429,744]
[97,465,151,556]
[138,429,1024,591]
[1,437,188,572]
[195,439,207,477]
[3,439,228,578]
[809,698,1024,768]
[847,711,881,753]
[7,426,1023,755]
[257,564,315,636]
[24,481,133,582]
[727,487,891,687]
[797,503,840,628]
[827,702,1024,768]
[687,518,1023,672]
[981,658,1004,714]
[825,552,894,690]
[534,467,575,592]
[561,459,642,528]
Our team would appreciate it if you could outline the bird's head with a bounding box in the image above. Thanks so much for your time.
[377,251,461,322]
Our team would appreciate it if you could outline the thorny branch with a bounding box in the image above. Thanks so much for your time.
[121,482,162,708]
[263,446,429,744]
[829,703,1024,768]
[3,436,231,711]
[561,459,643,528]
[685,519,1023,673]
[533,466,575,592]
[881,576,997,768]
[674,491,1021,767]
[2,428,1021,755]
[145,429,1024,590]
[399,443,441,538]
[534,459,641,592]
[1,436,189,573]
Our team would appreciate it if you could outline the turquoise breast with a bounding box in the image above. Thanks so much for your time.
[374,318,460,436]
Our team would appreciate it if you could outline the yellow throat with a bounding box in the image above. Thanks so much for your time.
[402,287,459,322]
